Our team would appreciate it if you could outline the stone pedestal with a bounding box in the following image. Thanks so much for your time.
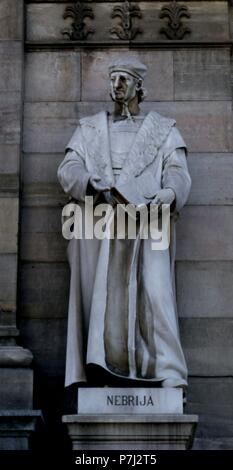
[0,331,42,450]
[0,341,43,450]
[63,414,197,450]
[0,411,42,450]
[62,388,198,450]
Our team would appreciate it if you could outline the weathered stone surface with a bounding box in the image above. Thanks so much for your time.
[20,205,67,262]
[193,414,233,450]
[20,319,66,376]
[21,233,67,262]
[22,184,67,208]
[0,40,22,186]
[23,101,232,153]
[230,4,233,39]
[0,0,23,40]
[0,42,22,93]
[0,369,33,409]
[142,101,232,153]
[180,318,233,375]
[0,326,18,338]
[78,388,183,414]
[0,317,16,331]
[23,102,109,153]
[0,174,19,195]
[187,153,233,205]
[193,438,233,450]
[25,52,81,102]
[26,2,229,43]
[176,206,233,261]
[0,411,42,450]
[0,255,17,311]
[0,96,21,146]
[0,145,19,174]
[177,261,233,318]
[82,50,173,101]
[187,377,233,419]
[192,404,233,448]
[194,414,233,439]
[174,49,231,101]
[63,414,198,450]
[23,153,63,184]
[20,262,69,318]
[26,2,66,41]
[0,198,18,254]
[21,206,61,234]
[0,346,33,367]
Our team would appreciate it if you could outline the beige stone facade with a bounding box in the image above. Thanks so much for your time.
[1,0,233,450]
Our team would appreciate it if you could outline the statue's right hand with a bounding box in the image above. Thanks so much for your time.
[89,174,111,192]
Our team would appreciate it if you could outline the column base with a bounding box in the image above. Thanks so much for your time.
[62,414,198,450]
[0,346,33,367]
[0,344,42,450]
[0,411,42,450]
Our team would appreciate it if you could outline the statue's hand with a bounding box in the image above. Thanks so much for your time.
[152,188,175,207]
[89,174,111,193]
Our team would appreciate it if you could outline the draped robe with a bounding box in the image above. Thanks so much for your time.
[57,110,191,387]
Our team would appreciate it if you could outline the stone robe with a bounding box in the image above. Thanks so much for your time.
[57,110,191,387]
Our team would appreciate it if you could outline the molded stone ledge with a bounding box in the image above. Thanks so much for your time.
[0,347,33,367]
[0,327,19,338]
[0,411,43,450]
[62,414,198,450]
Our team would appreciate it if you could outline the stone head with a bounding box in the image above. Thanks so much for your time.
[109,58,147,105]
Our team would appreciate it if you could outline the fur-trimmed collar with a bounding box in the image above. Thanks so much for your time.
[77,110,175,185]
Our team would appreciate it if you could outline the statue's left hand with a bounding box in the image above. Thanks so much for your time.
[152,188,175,207]
[89,174,111,193]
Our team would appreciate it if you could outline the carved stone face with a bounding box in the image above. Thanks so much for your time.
[110,71,139,104]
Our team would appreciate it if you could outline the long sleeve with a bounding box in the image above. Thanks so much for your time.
[57,124,92,202]
[58,149,91,202]
[161,127,191,212]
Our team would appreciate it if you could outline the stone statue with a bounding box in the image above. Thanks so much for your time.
[58,58,191,390]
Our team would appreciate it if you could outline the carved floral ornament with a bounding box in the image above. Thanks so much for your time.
[61,0,191,42]
[159,0,191,40]
[110,0,143,40]
[62,1,95,40]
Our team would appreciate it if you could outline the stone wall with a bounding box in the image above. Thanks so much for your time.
[0,0,23,347]
[0,0,42,450]
[1,0,233,449]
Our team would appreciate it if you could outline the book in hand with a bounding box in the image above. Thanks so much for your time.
[110,176,161,220]
[111,185,151,208]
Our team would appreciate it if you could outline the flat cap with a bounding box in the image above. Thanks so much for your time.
[109,57,147,80]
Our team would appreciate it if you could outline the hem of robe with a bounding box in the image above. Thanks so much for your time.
[65,375,87,387]
[87,360,187,386]
[65,361,188,387]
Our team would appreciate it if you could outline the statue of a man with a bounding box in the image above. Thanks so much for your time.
[58,58,191,390]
